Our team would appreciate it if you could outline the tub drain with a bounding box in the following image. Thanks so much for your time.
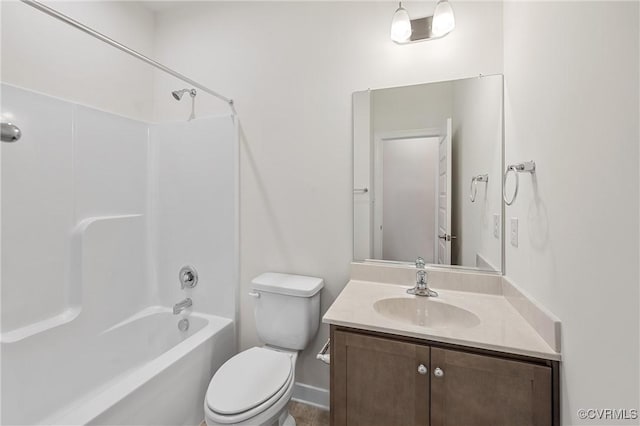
[178,318,190,332]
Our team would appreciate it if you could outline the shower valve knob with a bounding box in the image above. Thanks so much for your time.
[179,265,198,289]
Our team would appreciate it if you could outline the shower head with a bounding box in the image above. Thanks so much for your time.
[172,88,197,101]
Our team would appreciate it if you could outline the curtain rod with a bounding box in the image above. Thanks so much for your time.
[20,0,236,115]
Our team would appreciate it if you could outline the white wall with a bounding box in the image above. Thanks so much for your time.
[0,0,156,121]
[451,76,502,270]
[372,82,453,134]
[153,1,504,392]
[503,2,639,424]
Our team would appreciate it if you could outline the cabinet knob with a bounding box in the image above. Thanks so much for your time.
[417,364,428,375]
[434,367,444,378]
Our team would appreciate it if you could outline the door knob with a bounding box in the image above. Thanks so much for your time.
[417,364,428,375]
[434,367,444,377]
[438,234,457,241]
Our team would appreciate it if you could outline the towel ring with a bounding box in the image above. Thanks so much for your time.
[503,161,536,206]
[503,166,519,205]
[470,179,478,202]
[469,174,488,203]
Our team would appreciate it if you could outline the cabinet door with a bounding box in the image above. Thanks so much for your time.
[430,347,552,426]
[332,330,430,426]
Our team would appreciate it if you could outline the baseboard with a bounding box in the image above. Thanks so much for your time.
[291,382,329,411]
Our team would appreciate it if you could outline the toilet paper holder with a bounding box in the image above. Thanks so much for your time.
[316,339,330,364]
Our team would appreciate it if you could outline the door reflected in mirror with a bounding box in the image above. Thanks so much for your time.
[353,75,503,272]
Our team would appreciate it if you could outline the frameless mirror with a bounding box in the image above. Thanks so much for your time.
[353,75,504,273]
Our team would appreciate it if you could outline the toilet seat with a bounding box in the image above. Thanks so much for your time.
[205,347,294,424]
[205,370,294,425]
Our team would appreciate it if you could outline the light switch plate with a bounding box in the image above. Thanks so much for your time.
[510,217,518,247]
[493,214,500,239]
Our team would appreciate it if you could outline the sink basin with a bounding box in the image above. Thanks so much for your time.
[373,297,481,329]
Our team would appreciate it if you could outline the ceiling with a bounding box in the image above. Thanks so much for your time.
[136,1,191,12]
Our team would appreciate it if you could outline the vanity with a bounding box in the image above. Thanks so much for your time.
[323,263,561,426]
[330,75,561,425]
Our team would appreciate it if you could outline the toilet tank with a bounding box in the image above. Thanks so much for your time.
[251,273,324,351]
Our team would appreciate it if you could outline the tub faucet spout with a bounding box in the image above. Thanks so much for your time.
[173,298,192,314]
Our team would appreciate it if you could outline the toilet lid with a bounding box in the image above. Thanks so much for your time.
[206,347,293,415]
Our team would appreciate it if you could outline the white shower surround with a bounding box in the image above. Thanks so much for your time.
[1,84,239,425]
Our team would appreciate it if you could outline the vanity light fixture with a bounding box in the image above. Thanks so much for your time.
[390,2,412,43]
[390,0,456,44]
[432,0,456,37]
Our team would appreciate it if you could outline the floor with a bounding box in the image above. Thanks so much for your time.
[199,401,329,426]
[288,401,330,426]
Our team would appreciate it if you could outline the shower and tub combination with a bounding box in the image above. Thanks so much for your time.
[1,1,239,424]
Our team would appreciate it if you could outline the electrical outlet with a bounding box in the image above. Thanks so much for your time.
[510,217,518,247]
[493,214,500,239]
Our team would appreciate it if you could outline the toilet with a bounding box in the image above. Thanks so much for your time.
[204,272,324,426]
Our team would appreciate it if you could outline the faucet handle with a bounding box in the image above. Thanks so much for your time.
[179,265,198,289]
[416,270,427,285]
[415,257,426,269]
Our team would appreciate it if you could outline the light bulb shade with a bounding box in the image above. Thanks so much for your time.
[432,0,455,37]
[390,5,412,43]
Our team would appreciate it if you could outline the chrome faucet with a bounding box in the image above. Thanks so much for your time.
[407,257,438,297]
[173,298,192,314]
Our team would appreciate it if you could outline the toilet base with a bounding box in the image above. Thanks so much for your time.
[268,410,295,426]
[263,407,295,426]
[206,407,294,426]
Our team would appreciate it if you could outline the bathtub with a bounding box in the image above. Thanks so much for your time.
[1,307,235,425]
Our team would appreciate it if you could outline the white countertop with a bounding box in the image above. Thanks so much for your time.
[323,279,561,361]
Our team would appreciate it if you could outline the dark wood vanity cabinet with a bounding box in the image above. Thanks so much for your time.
[330,326,559,426]
[429,347,552,426]
[331,329,430,426]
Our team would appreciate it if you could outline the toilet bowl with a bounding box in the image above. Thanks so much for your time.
[204,273,323,426]
[205,347,297,426]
